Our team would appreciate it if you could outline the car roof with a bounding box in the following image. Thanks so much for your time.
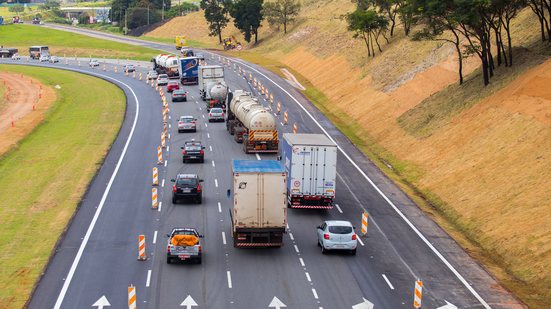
[180,115,194,118]
[325,220,353,227]
[177,174,198,179]
[185,140,202,144]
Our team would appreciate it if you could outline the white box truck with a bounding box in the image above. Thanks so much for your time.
[282,133,337,209]
[198,65,225,100]
[230,160,287,247]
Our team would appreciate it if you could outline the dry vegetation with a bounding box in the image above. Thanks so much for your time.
[146,1,551,306]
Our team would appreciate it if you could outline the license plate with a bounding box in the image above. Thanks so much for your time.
[183,188,191,193]
[189,156,197,158]
[178,255,189,259]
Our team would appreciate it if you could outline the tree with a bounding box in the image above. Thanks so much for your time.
[528,0,551,42]
[129,0,161,28]
[200,0,230,44]
[347,8,389,57]
[9,4,25,13]
[263,0,301,34]
[230,0,264,43]
[42,0,60,10]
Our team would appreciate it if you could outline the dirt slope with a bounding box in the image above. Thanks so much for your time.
[145,1,550,306]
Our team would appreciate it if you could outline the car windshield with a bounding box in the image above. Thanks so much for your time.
[210,108,223,113]
[173,90,185,95]
[177,178,196,185]
[328,226,353,234]
[180,117,193,123]
[159,75,168,79]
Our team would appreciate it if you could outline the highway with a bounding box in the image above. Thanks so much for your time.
[2,26,523,309]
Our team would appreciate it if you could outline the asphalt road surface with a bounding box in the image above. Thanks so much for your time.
[2,26,523,309]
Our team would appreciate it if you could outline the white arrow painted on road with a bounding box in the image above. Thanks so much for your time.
[436,300,458,309]
[92,296,110,309]
[180,295,198,308]
[352,297,374,309]
[268,296,287,308]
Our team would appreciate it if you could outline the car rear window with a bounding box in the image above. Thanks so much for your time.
[177,178,196,185]
[159,75,168,78]
[185,145,201,151]
[328,226,353,234]
[211,108,223,113]
[180,117,193,123]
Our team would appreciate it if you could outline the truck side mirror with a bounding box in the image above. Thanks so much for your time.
[166,234,171,237]
[198,235,204,238]
[180,147,184,149]
[276,155,282,161]
[170,179,176,182]
[227,189,231,198]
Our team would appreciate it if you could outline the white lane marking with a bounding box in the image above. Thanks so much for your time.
[357,237,365,246]
[335,204,343,213]
[294,244,300,253]
[158,202,162,212]
[218,202,222,213]
[146,270,152,287]
[305,272,312,282]
[207,133,210,139]
[215,179,218,187]
[222,232,227,245]
[199,107,202,111]
[167,146,170,152]
[205,123,208,128]
[209,145,213,151]
[289,233,294,241]
[164,160,167,167]
[161,179,165,187]
[280,122,284,126]
[168,133,171,139]
[195,101,198,104]
[53,73,141,309]
[255,153,261,160]
[153,231,158,244]
[299,258,305,267]
[227,271,233,289]
[273,113,277,117]
[168,124,171,128]
[382,274,395,290]
[312,288,319,299]
[212,161,215,168]
[202,115,205,118]
[228,56,491,309]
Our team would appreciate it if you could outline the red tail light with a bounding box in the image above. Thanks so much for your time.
[222,113,225,117]
[178,122,183,125]
[209,113,212,117]
[183,150,187,154]
[197,184,202,193]
[324,233,330,240]
[198,245,202,253]
[200,150,204,155]
[352,234,357,240]
[167,245,171,253]
[172,185,177,193]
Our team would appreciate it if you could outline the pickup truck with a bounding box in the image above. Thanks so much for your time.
[166,228,203,264]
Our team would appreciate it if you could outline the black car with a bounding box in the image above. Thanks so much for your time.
[172,89,187,102]
[181,140,205,163]
[171,174,203,204]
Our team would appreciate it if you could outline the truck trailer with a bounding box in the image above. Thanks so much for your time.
[230,160,287,248]
[179,57,200,85]
[198,65,228,109]
[226,90,279,153]
[282,133,337,209]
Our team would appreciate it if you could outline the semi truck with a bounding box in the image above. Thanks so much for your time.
[282,133,337,209]
[226,90,279,153]
[179,56,200,85]
[198,65,228,109]
[152,54,179,78]
[230,160,287,248]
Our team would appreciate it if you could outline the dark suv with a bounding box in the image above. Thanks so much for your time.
[181,140,205,163]
[171,174,203,204]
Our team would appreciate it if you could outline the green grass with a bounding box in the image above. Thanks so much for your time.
[0,65,125,308]
[61,1,111,7]
[0,24,159,60]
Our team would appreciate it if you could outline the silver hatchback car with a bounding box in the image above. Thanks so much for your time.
[178,116,197,133]
[317,220,357,255]
[208,107,225,122]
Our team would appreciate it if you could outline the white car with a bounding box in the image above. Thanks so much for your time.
[49,56,59,63]
[89,59,100,67]
[147,70,158,80]
[208,107,225,122]
[39,55,50,62]
[156,74,169,86]
[317,220,358,255]
[11,54,21,60]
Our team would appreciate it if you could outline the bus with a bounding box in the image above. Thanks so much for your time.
[29,46,49,59]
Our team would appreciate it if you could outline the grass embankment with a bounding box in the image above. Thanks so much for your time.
[0,24,159,60]
[0,84,5,112]
[0,65,125,308]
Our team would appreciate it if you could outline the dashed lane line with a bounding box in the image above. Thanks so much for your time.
[289,233,294,241]
[299,258,305,267]
[207,133,211,139]
[255,153,261,160]
[305,272,312,282]
[312,288,319,300]
[294,245,300,253]
[146,270,152,287]
[209,145,213,152]
[335,204,343,213]
[167,146,170,152]
[382,274,395,290]
[161,179,165,187]
[227,271,233,289]
[153,231,158,244]
[164,160,167,167]
[212,161,216,168]
[215,179,218,188]
[222,232,227,245]
[357,237,365,247]
[218,202,222,213]
[158,202,162,212]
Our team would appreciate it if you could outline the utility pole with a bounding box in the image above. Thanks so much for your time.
[147,5,150,25]
[161,0,164,21]
[124,10,127,35]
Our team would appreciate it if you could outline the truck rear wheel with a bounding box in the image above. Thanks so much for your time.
[167,257,172,264]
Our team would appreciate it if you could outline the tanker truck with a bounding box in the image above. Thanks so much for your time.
[205,82,229,110]
[198,65,228,109]
[226,90,279,154]
[152,54,179,78]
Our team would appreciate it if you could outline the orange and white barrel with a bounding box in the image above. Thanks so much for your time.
[128,284,137,309]
[152,167,159,186]
[293,123,298,134]
[283,111,288,125]
[157,146,163,164]
[161,132,166,148]
[413,279,423,308]
[270,94,274,104]
[277,101,281,114]
[152,188,158,209]
[361,211,368,235]
[138,235,147,260]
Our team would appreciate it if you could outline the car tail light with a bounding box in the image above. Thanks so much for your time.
[178,122,183,125]
[209,113,212,117]
[167,245,171,253]
[324,233,330,240]
[222,113,225,117]
[352,234,357,240]
[183,150,187,155]
[198,245,202,253]
[200,150,204,155]
[197,184,202,193]
[172,185,177,193]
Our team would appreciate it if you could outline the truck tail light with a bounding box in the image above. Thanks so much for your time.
[198,245,202,253]
[172,185,177,193]
[167,245,171,253]
[324,234,330,240]
[352,234,357,240]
